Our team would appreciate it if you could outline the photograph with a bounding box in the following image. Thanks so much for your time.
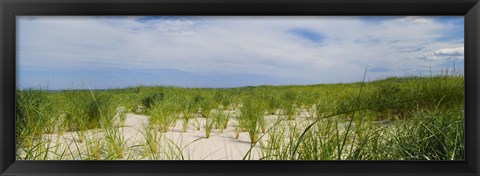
[15,16,464,160]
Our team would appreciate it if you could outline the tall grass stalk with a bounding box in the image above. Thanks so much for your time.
[205,118,214,138]
[212,110,229,132]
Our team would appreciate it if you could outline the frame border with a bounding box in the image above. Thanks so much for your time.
[1,0,479,176]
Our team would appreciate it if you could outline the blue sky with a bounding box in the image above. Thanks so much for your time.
[17,16,464,90]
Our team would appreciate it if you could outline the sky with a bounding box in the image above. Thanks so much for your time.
[17,16,464,90]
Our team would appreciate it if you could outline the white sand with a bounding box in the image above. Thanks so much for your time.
[23,114,267,160]
[17,107,319,160]
[120,113,265,160]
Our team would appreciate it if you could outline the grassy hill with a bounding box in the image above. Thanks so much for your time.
[16,75,464,160]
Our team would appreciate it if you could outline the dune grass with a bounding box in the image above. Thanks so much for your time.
[15,69,464,160]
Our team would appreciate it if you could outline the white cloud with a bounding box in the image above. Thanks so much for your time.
[392,16,434,25]
[434,47,464,56]
[418,47,464,61]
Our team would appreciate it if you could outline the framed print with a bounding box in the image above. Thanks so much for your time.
[1,0,479,175]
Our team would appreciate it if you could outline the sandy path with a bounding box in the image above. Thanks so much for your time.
[119,113,264,160]
[117,112,265,160]
[18,106,322,160]
[23,112,265,160]
[16,106,386,160]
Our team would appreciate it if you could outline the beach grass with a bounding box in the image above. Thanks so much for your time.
[15,69,464,160]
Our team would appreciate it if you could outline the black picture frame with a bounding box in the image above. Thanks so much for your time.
[1,0,479,175]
